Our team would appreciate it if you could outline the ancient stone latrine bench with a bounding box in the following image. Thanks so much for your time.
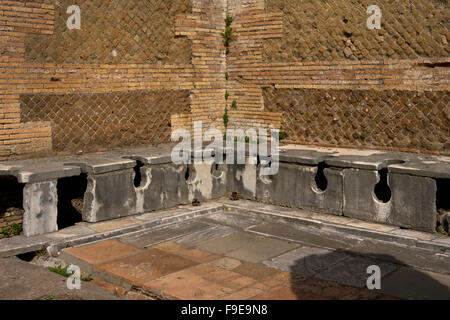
[0,159,81,237]
[0,147,448,237]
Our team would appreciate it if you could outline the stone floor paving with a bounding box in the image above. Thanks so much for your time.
[3,201,449,300]
[59,214,450,300]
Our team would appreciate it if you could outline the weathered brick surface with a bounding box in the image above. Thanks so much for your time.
[21,90,190,152]
[0,0,195,159]
[226,0,283,131]
[264,0,449,62]
[25,0,192,65]
[264,88,450,153]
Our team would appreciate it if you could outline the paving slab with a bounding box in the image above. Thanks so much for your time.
[45,225,96,240]
[63,240,142,264]
[199,211,262,229]
[153,242,220,263]
[389,228,439,241]
[248,222,358,250]
[263,247,349,277]
[2,197,449,300]
[208,257,242,271]
[231,261,284,282]
[121,221,212,248]
[0,235,49,258]
[349,238,450,275]
[175,224,236,247]
[380,267,450,300]
[220,286,266,300]
[251,286,304,300]
[196,231,262,255]
[0,257,118,300]
[225,236,301,263]
[89,218,141,233]
[94,248,198,287]
[316,256,398,288]
[143,263,257,300]
[280,278,384,300]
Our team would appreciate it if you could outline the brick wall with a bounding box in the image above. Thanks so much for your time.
[256,0,448,154]
[264,88,449,151]
[0,0,194,160]
[0,0,449,159]
[24,0,192,64]
[20,90,190,153]
[264,0,449,62]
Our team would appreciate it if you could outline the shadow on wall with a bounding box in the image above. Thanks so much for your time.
[287,250,450,300]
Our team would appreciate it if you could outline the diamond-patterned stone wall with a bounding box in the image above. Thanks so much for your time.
[1,0,448,159]
[264,88,450,152]
[264,0,449,62]
[20,91,191,152]
[24,0,192,64]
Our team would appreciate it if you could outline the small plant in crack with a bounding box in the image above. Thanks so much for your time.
[225,90,229,100]
[279,126,287,140]
[0,223,22,238]
[47,265,93,282]
[231,100,237,109]
[225,72,229,80]
[223,107,229,129]
[222,17,235,54]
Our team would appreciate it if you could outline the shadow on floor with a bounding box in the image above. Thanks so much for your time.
[288,249,450,300]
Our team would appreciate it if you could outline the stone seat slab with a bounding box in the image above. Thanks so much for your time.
[64,154,136,174]
[0,158,81,183]
[324,152,413,170]
[123,147,173,165]
[278,149,334,166]
[388,160,450,179]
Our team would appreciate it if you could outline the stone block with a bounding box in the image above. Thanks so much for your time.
[227,160,258,201]
[256,161,343,215]
[343,168,392,223]
[83,169,137,223]
[389,173,437,233]
[23,180,58,237]
[187,163,227,202]
[298,167,343,215]
[257,162,300,208]
[136,163,189,214]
